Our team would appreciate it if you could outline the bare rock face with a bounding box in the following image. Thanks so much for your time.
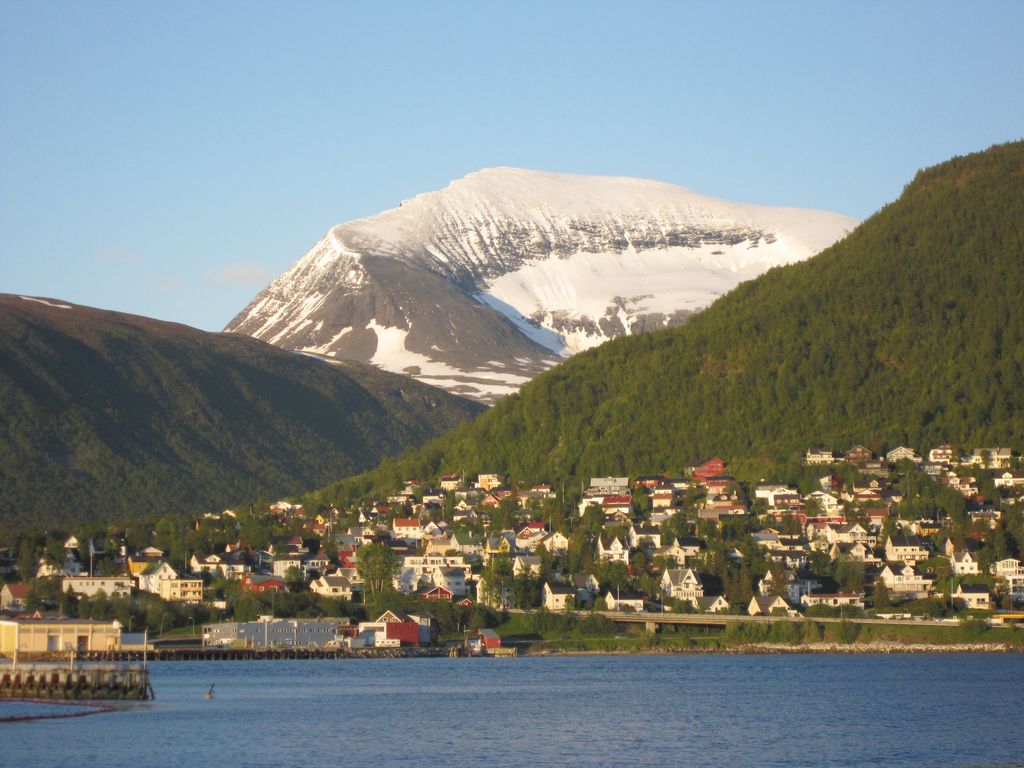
[226,168,857,403]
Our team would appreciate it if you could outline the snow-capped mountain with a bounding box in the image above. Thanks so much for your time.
[226,168,858,403]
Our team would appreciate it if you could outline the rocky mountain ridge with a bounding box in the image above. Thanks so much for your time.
[227,168,857,402]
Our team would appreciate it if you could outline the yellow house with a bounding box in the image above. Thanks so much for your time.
[159,579,204,603]
[0,617,123,656]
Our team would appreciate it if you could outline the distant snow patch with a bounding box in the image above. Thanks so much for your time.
[20,296,72,309]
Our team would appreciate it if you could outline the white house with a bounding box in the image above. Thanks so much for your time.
[310,573,359,600]
[953,583,992,611]
[605,590,645,612]
[747,594,792,616]
[660,568,704,606]
[542,582,575,611]
[62,576,132,598]
[885,534,930,565]
[136,561,179,594]
[886,446,922,464]
[878,563,933,600]
[512,555,542,578]
[949,549,980,575]
[597,536,630,564]
[801,592,865,610]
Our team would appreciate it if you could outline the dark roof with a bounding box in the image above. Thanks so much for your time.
[545,583,574,595]
[956,584,989,594]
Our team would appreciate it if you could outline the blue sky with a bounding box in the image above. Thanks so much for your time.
[2,0,1022,332]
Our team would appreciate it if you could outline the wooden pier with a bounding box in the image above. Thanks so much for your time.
[0,663,153,701]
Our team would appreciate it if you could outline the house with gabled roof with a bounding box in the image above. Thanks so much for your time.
[392,517,427,542]
[310,572,360,600]
[512,555,542,578]
[885,534,930,565]
[515,522,547,551]
[542,582,575,611]
[660,568,704,606]
[953,583,991,610]
[357,611,422,647]
[597,535,630,564]
[484,531,516,562]
[878,563,933,600]
[845,445,874,465]
[697,594,730,613]
[886,446,922,464]
[136,560,179,594]
[538,531,570,554]
[747,594,793,616]
[601,495,635,522]
[605,589,645,612]
[415,584,454,602]
[449,531,484,556]
[829,540,880,565]
[628,524,662,550]
[0,582,31,613]
[190,551,251,579]
[654,541,696,567]
[949,548,980,575]
[241,574,287,593]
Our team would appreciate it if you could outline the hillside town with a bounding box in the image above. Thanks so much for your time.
[2,443,1023,654]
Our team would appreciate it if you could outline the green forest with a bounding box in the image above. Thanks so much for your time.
[309,141,1024,507]
[0,298,484,526]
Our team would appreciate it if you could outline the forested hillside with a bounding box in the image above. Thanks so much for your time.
[0,297,484,525]
[312,141,1024,503]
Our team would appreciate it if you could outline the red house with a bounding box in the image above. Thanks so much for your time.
[378,611,421,645]
[478,628,502,650]
[417,585,454,601]
[691,457,726,484]
[241,574,288,593]
[704,475,736,494]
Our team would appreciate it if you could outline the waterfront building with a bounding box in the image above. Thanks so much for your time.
[202,617,352,648]
[0,616,123,655]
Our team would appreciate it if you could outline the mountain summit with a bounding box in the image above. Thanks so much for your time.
[226,168,857,402]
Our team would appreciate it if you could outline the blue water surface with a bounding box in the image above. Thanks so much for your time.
[2,654,1022,767]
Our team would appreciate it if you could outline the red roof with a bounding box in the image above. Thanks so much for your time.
[393,518,422,528]
[5,582,32,598]
[603,495,633,505]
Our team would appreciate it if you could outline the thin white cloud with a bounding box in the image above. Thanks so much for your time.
[203,263,273,287]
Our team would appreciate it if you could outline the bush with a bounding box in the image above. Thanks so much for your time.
[576,613,617,636]
[960,617,988,638]
[825,620,860,644]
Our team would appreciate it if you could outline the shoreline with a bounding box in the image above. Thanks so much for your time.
[522,641,1021,656]
[9,639,1019,664]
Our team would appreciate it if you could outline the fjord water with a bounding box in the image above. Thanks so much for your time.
[3,654,1023,767]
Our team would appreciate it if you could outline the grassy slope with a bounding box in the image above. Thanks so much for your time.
[0,297,484,525]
